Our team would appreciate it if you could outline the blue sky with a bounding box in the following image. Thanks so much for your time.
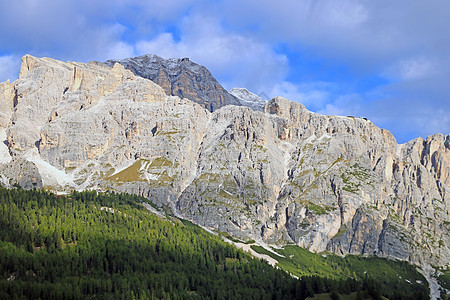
[0,0,449,143]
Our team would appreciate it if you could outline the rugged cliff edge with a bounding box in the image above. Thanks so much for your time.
[0,55,449,271]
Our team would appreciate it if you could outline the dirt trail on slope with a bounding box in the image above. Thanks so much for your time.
[234,243,279,267]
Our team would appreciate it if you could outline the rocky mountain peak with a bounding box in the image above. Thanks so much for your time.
[229,87,267,112]
[19,54,40,78]
[105,54,241,112]
[264,96,306,119]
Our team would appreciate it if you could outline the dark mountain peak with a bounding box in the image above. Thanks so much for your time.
[105,54,241,112]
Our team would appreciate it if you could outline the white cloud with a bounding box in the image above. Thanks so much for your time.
[395,58,436,80]
[106,42,135,60]
[218,0,450,71]
[93,23,136,61]
[317,93,363,117]
[268,81,333,110]
[299,0,369,29]
[382,57,438,81]
[0,0,197,63]
[136,33,185,59]
[0,55,20,83]
[136,15,288,93]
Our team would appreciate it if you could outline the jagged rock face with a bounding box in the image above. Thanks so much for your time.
[176,105,288,238]
[229,88,267,112]
[6,55,158,152]
[0,55,448,268]
[0,157,43,190]
[105,54,241,112]
[0,80,15,128]
[176,97,450,266]
[5,55,209,206]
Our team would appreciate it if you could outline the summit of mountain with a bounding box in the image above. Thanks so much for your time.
[105,54,241,112]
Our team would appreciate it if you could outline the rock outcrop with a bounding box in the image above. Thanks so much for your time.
[229,88,267,112]
[0,55,448,270]
[0,157,43,189]
[0,80,15,128]
[105,54,241,112]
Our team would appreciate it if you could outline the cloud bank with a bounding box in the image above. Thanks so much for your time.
[0,0,449,142]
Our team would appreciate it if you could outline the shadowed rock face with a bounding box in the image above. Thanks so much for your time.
[0,55,449,269]
[105,54,241,112]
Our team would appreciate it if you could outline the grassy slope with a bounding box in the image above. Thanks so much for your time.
[251,244,428,298]
[439,269,450,290]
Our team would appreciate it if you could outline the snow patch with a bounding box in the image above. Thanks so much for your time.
[138,159,164,181]
[143,173,160,181]
[229,88,267,111]
[139,161,149,170]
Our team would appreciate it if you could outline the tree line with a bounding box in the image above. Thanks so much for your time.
[0,187,428,299]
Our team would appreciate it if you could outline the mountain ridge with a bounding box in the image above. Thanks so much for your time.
[0,55,448,278]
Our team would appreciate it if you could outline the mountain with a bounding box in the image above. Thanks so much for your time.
[229,87,267,112]
[105,54,241,112]
[0,55,449,291]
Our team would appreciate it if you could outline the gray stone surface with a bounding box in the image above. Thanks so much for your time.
[0,157,43,190]
[229,88,267,111]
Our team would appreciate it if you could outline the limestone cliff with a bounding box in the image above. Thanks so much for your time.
[0,55,448,270]
[0,80,15,128]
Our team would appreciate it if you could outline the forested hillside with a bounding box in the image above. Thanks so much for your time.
[0,187,429,299]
